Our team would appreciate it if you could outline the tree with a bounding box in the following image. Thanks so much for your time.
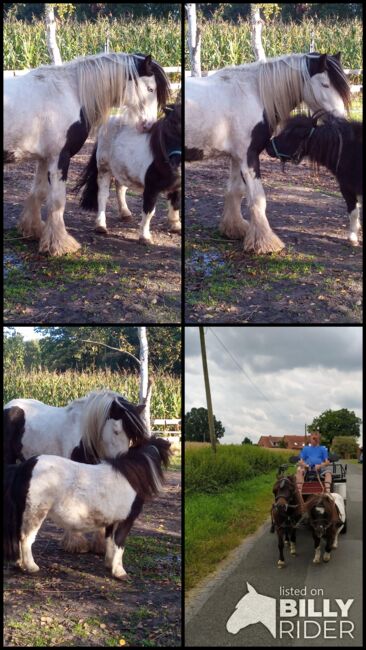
[241,437,253,445]
[4,329,25,371]
[186,3,201,77]
[331,436,359,459]
[278,438,288,448]
[308,409,361,448]
[185,407,225,442]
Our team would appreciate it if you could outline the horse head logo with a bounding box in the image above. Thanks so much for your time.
[226,582,276,638]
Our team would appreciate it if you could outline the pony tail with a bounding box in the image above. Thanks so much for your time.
[4,465,22,561]
[73,144,99,212]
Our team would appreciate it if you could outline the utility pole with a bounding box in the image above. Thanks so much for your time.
[199,327,216,453]
[305,423,307,445]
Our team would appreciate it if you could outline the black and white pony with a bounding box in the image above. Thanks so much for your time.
[266,111,362,245]
[4,390,149,553]
[74,103,181,243]
[304,492,345,563]
[185,52,351,253]
[4,52,170,256]
[4,437,171,580]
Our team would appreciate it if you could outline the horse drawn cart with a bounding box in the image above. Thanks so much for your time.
[277,452,348,532]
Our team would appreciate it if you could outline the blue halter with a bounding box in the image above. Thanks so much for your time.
[271,126,315,164]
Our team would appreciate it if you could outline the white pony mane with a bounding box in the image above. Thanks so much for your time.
[67,389,122,460]
[34,53,146,133]
[214,54,319,132]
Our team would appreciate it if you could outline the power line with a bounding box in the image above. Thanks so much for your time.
[207,327,289,422]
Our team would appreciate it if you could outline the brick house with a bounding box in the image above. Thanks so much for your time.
[258,435,308,450]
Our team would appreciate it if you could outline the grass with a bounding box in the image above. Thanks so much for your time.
[185,469,280,591]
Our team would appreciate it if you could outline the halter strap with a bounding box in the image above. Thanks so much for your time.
[271,126,316,164]
[168,150,182,157]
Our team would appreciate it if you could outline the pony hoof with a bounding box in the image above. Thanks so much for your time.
[277,561,286,568]
[323,554,331,562]
[290,550,297,556]
[284,540,289,546]
[113,571,129,581]
[138,236,153,246]
[313,558,321,564]
[169,223,182,233]
[120,212,133,222]
[95,225,108,234]
[26,564,40,573]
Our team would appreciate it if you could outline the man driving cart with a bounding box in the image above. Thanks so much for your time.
[296,431,333,495]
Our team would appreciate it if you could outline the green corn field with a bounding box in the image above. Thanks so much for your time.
[4,15,181,71]
[4,369,181,424]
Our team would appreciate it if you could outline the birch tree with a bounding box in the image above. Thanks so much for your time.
[138,327,152,434]
[186,3,201,77]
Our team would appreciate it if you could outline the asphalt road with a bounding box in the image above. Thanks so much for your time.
[185,463,362,647]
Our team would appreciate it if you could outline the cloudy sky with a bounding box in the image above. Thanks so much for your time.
[185,327,362,445]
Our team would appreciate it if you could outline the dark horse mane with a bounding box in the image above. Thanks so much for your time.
[149,103,181,169]
[108,436,172,499]
[283,112,362,175]
[307,53,351,112]
[133,52,171,108]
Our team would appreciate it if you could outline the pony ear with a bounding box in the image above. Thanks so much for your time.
[135,403,146,414]
[109,399,124,420]
[246,582,257,594]
[333,52,341,62]
[317,53,327,72]
[143,54,153,74]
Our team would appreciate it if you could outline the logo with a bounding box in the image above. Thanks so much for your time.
[226,583,354,639]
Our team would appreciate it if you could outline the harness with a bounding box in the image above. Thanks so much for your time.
[272,478,301,528]
[270,126,316,165]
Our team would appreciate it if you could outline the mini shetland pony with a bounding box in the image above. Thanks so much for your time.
[4,437,171,580]
[266,111,362,245]
[75,104,181,243]
[185,52,350,253]
[4,390,150,553]
[271,475,302,567]
[4,52,170,255]
[304,493,345,563]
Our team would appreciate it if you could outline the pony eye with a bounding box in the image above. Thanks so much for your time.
[147,87,154,93]
[321,83,329,88]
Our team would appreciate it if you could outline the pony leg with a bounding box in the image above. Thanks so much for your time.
[167,190,181,233]
[220,158,249,239]
[348,205,361,245]
[312,532,322,563]
[19,528,42,572]
[341,186,361,245]
[95,169,111,233]
[290,528,297,555]
[39,162,80,255]
[61,531,89,554]
[332,524,344,549]
[240,162,285,254]
[323,530,333,562]
[115,181,133,221]
[277,530,286,567]
[106,525,128,580]
[18,160,48,240]
[139,189,159,243]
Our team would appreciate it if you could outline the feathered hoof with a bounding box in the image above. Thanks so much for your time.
[138,235,153,246]
[39,231,81,256]
[243,230,285,255]
[219,219,248,240]
[18,219,44,241]
[95,225,108,234]
[277,560,286,568]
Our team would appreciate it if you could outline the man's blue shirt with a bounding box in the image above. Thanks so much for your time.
[300,445,328,467]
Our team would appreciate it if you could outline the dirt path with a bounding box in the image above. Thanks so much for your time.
[4,142,181,324]
[4,471,181,647]
[185,155,362,323]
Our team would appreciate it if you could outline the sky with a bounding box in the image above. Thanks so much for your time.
[185,327,363,445]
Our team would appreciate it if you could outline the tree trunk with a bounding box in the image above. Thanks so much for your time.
[138,327,151,434]
[250,4,266,61]
[45,5,62,65]
[186,3,201,77]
